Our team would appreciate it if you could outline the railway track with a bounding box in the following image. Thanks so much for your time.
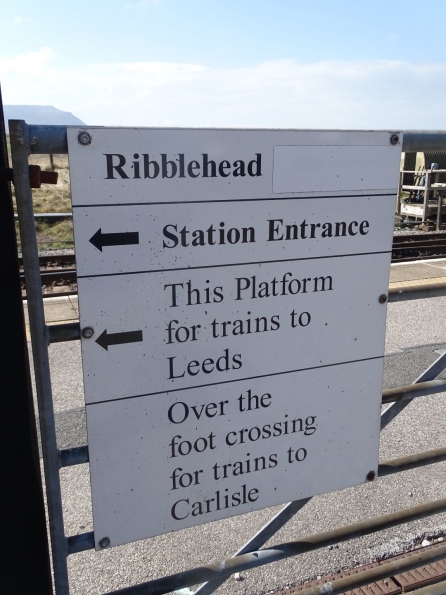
[19,232,446,299]
[392,232,446,262]
[20,253,77,299]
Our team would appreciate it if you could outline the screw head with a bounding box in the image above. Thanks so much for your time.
[378,294,388,304]
[390,133,399,145]
[82,327,94,339]
[99,537,110,549]
[78,131,92,145]
[366,470,376,481]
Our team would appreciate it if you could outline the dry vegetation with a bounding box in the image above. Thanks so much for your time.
[8,137,74,249]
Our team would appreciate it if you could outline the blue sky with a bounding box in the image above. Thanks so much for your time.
[1,0,446,128]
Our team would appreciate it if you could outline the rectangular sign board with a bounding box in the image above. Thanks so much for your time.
[68,128,401,549]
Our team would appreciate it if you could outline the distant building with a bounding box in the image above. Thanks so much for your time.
[4,105,85,133]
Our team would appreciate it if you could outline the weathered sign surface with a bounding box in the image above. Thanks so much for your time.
[68,128,401,549]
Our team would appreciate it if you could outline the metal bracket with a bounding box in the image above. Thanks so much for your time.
[1,165,58,188]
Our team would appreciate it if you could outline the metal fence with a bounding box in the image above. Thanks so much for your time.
[10,121,446,595]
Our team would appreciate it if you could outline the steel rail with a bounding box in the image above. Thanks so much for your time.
[10,120,70,593]
[100,497,446,595]
[296,542,446,595]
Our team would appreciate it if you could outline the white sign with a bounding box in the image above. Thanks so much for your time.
[68,128,401,549]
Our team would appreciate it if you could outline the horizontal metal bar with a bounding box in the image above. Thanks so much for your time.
[17,124,446,156]
[15,212,72,220]
[59,445,89,468]
[103,497,446,595]
[67,531,95,555]
[27,125,69,155]
[389,283,446,302]
[381,351,446,431]
[382,380,446,403]
[402,131,446,152]
[297,542,446,595]
[47,322,80,343]
[378,446,446,477]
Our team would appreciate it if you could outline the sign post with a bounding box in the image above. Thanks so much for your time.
[68,128,401,549]
[0,92,53,592]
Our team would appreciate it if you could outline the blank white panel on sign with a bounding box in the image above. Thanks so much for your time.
[273,145,400,194]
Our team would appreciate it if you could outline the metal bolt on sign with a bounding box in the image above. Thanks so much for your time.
[82,327,94,339]
[99,537,110,549]
[390,134,400,145]
[379,294,388,304]
[78,131,92,145]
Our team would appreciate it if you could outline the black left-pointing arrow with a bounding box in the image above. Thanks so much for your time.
[95,329,143,351]
[90,228,139,252]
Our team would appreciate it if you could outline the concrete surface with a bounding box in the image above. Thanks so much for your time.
[27,260,446,595]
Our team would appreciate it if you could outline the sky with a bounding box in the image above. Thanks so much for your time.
[1,0,446,129]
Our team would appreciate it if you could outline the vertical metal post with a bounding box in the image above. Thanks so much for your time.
[396,170,403,215]
[434,170,442,231]
[9,120,70,594]
[436,191,442,231]
[0,91,54,593]
[423,170,431,223]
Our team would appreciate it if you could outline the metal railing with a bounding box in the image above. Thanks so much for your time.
[11,121,446,595]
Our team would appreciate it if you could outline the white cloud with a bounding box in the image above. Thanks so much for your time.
[1,49,446,130]
[14,16,31,24]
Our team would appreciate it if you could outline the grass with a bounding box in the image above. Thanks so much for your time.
[7,137,74,250]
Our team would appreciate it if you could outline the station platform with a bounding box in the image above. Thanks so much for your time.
[22,258,446,340]
[389,258,446,289]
